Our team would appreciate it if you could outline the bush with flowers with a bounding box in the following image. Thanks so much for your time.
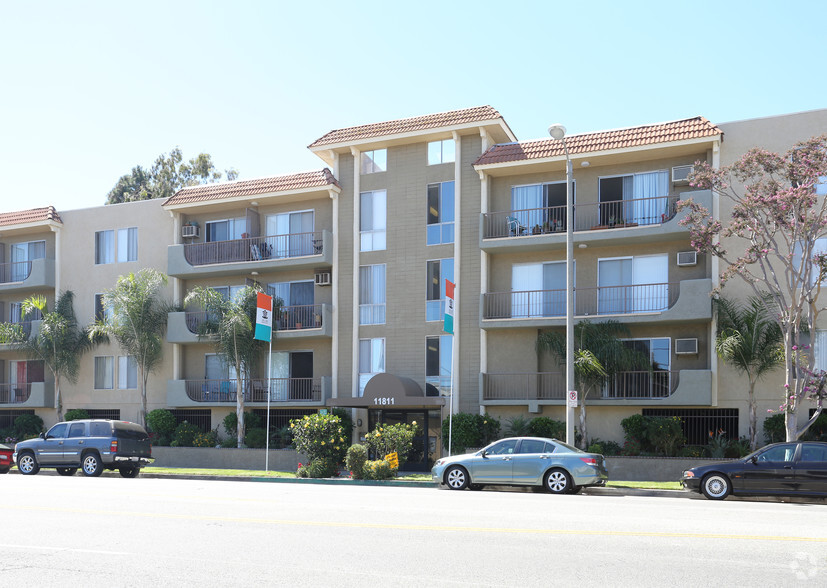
[363,422,418,467]
[289,413,348,477]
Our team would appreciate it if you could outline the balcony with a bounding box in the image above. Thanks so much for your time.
[481,369,712,411]
[0,320,41,350]
[480,190,712,253]
[0,258,56,293]
[0,381,54,408]
[167,230,333,278]
[481,278,713,329]
[167,377,331,407]
[167,304,332,344]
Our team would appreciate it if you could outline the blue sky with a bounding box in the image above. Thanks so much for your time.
[2,0,825,212]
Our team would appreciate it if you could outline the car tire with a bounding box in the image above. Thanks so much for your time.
[56,467,77,476]
[444,466,469,490]
[701,473,731,500]
[544,468,572,494]
[17,452,39,475]
[81,452,104,477]
[119,466,140,478]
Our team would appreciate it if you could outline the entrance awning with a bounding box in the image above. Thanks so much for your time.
[326,373,447,409]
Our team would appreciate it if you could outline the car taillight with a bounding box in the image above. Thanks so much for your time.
[110,440,118,452]
[580,457,598,466]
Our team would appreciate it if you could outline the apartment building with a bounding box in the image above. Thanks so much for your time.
[2,106,826,466]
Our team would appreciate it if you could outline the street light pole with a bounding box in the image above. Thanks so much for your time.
[548,123,576,447]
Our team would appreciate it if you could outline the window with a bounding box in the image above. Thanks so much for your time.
[426,335,452,396]
[359,338,385,396]
[118,356,138,389]
[511,261,568,317]
[606,338,671,399]
[204,354,238,395]
[95,230,114,264]
[428,139,455,165]
[268,281,314,329]
[815,330,827,371]
[359,264,386,324]
[9,301,40,324]
[793,237,827,286]
[212,285,246,303]
[817,176,827,196]
[361,190,387,251]
[265,210,314,257]
[269,351,315,400]
[205,218,245,242]
[117,227,138,262]
[10,240,45,281]
[511,182,571,234]
[94,356,114,389]
[68,422,86,438]
[46,423,68,439]
[597,254,668,314]
[427,181,455,245]
[598,170,669,226]
[360,149,387,174]
[10,360,44,384]
[94,294,113,322]
[426,258,454,321]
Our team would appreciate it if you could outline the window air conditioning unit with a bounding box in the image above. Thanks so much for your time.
[314,270,331,286]
[181,224,199,239]
[675,338,699,355]
[677,251,697,267]
[672,165,694,185]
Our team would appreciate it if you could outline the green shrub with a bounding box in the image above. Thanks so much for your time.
[727,436,751,458]
[223,411,262,438]
[363,422,417,465]
[527,417,565,440]
[679,445,705,458]
[646,416,685,456]
[802,412,827,441]
[289,413,348,464]
[296,457,339,478]
[362,459,395,480]
[220,436,238,448]
[332,408,354,441]
[586,442,603,454]
[706,429,730,458]
[63,409,90,421]
[271,425,293,449]
[13,413,44,439]
[171,421,200,447]
[621,414,650,450]
[146,409,176,436]
[504,415,531,437]
[345,444,368,479]
[244,427,267,448]
[441,413,501,454]
[763,413,785,444]
[193,430,218,448]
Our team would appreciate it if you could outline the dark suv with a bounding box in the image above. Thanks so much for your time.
[13,419,153,478]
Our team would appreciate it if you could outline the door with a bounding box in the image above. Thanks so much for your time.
[470,439,518,483]
[632,254,668,312]
[289,352,313,400]
[542,262,567,317]
[741,443,798,493]
[269,352,290,400]
[795,443,827,493]
[511,439,554,484]
[37,422,69,465]
[61,421,88,465]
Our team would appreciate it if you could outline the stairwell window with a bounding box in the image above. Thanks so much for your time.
[361,149,387,174]
[359,264,386,325]
[426,335,452,396]
[359,338,385,396]
[426,258,454,321]
[426,181,455,245]
[428,139,455,165]
[361,190,387,252]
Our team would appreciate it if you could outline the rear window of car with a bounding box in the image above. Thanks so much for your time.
[114,422,149,441]
[89,422,112,437]
[517,439,552,454]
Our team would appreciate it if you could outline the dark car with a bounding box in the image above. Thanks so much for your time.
[13,419,153,478]
[681,441,827,500]
[0,443,13,474]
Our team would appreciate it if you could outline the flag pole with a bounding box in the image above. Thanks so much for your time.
[445,279,456,457]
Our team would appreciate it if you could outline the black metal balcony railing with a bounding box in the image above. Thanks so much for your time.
[183,232,324,266]
[0,383,32,404]
[184,306,323,334]
[0,261,33,284]
[482,196,679,239]
[184,378,321,403]
[483,283,679,319]
[482,371,678,401]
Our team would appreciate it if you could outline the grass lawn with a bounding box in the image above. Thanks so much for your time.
[607,481,682,490]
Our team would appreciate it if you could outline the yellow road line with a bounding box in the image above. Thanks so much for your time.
[3,504,826,543]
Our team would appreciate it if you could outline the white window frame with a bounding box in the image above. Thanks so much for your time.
[427,139,455,165]
[426,335,453,396]
[94,294,114,323]
[359,264,386,325]
[597,254,668,314]
[360,190,387,252]
[426,258,454,321]
[205,218,245,243]
[94,356,114,390]
[118,356,138,389]
[426,181,455,246]
[358,337,386,396]
[511,261,571,318]
[360,149,387,174]
[117,227,138,262]
[95,230,114,265]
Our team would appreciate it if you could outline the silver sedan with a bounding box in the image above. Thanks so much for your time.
[432,436,608,494]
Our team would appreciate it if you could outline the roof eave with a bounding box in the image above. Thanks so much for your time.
[162,183,341,211]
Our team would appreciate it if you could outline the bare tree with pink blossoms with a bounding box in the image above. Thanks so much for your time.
[678,135,827,441]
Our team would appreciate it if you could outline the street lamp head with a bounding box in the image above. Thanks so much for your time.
[548,123,567,141]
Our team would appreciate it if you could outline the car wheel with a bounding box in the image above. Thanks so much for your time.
[81,452,104,477]
[17,452,39,475]
[444,466,469,490]
[701,473,731,500]
[544,468,572,494]
[56,467,77,476]
[119,466,140,478]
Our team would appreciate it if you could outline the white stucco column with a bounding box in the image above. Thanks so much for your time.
[329,185,340,399]
[451,131,462,414]
[350,147,361,399]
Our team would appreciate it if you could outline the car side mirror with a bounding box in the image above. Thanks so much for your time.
[39,432,46,439]
[749,455,757,464]
[480,450,487,458]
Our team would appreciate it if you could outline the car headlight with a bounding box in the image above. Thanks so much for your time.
[682,470,695,478]
[434,459,446,467]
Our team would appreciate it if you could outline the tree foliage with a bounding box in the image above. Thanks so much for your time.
[106,147,239,204]
[91,269,172,428]
[678,136,827,440]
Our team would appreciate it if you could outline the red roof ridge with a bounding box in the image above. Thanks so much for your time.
[0,205,63,228]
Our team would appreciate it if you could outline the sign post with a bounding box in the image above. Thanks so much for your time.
[254,292,273,471]
[567,390,578,408]
[444,279,456,457]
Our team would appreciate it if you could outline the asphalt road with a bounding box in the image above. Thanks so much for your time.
[0,475,825,587]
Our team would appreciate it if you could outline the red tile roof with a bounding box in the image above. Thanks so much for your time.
[308,105,505,148]
[163,169,340,206]
[474,117,722,166]
[0,206,62,228]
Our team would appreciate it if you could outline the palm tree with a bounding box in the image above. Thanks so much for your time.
[0,291,102,421]
[184,285,279,447]
[537,319,648,449]
[715,296,784,450]
[91,269,172,428]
